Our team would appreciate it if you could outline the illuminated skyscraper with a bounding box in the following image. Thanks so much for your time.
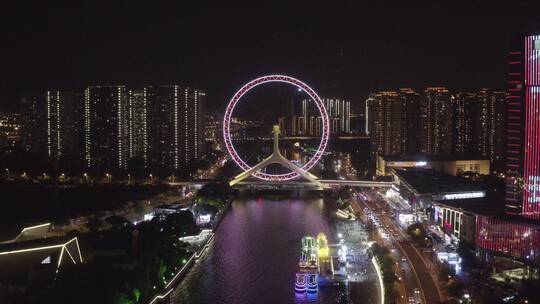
[505,34,540,219]
[128,89,147,162]
[84,86,129,171]
[367,89,421,158]
[367,91,404,157]
[46,91,81,162]
[146,86,205,175]
[0,112,22,152]
[420,87,454,155]
[301,97,350,135]
[322,98,350,135]
[400,88,421,154]
[453,92,477,155]
[476,89,506,164]
[20,95,46,154]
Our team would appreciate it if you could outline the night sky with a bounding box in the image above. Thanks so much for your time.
[2,1,540,111]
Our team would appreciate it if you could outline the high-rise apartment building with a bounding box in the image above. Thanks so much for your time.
[367,91,404,157]
[420,87,454,155]
[84,86,129,171]
[0,112,22,152]
[366,89,421,158]
[453,92,477,155]
[20,95,46,155]
[146,86,205,175]
[400,88,421,154]
[300,97,350,136]
[128,89,147,162]
[46,91,81,162]
[505,35,540,219]
[476,89,506,164]
[453,90,505,165]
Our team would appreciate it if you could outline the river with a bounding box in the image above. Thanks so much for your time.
[171,196,339,304]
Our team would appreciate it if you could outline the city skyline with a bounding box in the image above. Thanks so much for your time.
[3,3,540,304]
[2,2,540,111]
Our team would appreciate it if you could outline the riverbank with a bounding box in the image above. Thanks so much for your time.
[147,196,233,304]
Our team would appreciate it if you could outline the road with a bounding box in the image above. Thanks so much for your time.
[398,241,441,304]
[351,192,443,304]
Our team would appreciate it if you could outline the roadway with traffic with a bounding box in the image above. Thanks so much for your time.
[351,190,443,304]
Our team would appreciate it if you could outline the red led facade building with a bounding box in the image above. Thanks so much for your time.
[476,215,540,262]
[505,34,540,220]
[522,36,540,219]
[473,35,540,264]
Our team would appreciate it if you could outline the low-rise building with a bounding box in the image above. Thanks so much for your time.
[0,223,83,290]
[391,168,486,209]
[432,198,500,245]
[430,199,540,265]
[377,155,490,176]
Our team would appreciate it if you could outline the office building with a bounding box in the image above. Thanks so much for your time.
[505,34,540,219]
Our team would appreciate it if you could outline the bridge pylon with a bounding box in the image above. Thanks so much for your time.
[229,125,327,189]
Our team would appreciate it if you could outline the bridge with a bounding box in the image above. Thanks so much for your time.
[233,180,392,190]
[168,180,392,190]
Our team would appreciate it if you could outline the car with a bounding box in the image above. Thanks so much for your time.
[414,288,420,294]
[408,297,415,303]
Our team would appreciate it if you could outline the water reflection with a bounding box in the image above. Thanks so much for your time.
[171,196,335,304]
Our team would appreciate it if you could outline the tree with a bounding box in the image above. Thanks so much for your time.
[164,210,199,235]
[456,241,477,270]
[445,279,465,299]
[106,215,129,230]
[113,292,134,304]
[406,223,429,247]
[132,288,141,303]
[437,263,453,282]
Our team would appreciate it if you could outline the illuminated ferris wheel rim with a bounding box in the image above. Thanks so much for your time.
[223,75,330,181]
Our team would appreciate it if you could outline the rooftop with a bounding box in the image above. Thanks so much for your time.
[393,168,485,195]
[381,154,488,162]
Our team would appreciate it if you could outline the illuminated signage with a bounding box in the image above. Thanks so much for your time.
[442,192,485,200]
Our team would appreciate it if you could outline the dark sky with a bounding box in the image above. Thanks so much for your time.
[2,1,540,112]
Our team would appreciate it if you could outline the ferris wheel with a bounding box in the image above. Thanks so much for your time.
[223,75,330,181]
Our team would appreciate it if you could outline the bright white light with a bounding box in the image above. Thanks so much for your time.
[442,192,485,200]
[372,257,385,304]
